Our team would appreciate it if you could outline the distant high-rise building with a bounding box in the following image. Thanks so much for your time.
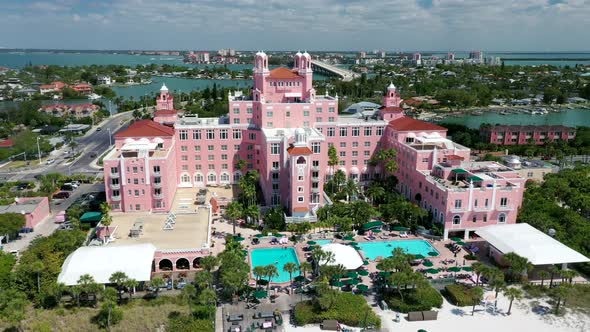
[413,52,422,65]
[379,50,386,58]
[218,48,236,56]
[359,51,367,59]
[446,52,455,61]
[469,51,483,63]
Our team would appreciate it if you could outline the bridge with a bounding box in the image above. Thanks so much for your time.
[311,60,360,81]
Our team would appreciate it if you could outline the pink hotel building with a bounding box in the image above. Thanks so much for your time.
[103,51,525,240]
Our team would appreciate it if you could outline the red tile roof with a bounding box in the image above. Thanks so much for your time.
[154,110,178,116]
[388,116,447,132]
[0,139,14,148]
[114,119,175,138]
[268,67,301,79]
[379,106,404,113]
[287,146,313,155]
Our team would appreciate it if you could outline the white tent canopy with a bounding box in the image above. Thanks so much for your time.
[58,243,156,286]
[320,243,364,270]
[475,223,589,265]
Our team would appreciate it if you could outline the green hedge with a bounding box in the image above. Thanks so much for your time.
[444,284,479,306]
[294,292,380,328]
[385,285,443,313]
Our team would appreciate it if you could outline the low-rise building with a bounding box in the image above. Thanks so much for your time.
[480,125,576,145]
[39,81,68,95]
[501,155,559,183]
[97,75,112,85]
[72,83,93,95]
[0,197,51,230]
[39,103,100,118]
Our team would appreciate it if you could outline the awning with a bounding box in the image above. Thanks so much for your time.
[467,175,483,182]
[320,243,363,270]
[362,220,384,231]
[452,168,468,174]
[80,211,102,223]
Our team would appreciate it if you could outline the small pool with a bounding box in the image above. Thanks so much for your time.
[315,239,333,246]
[250,247,300,283]
[356,240,439,261]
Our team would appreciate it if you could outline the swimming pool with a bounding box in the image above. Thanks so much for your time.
[250,247,300,283]
[315,239,333,246]
[356,240,439,261]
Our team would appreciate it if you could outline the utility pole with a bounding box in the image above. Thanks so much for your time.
[36,136,42,164]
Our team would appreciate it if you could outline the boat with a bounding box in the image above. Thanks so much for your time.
[87,93,102,100]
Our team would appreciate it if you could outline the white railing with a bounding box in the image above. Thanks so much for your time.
[110,172,120,178]
[111,195,121,201]
[110,183,120,190]
[450,207,466,213]
[154,182,162,188]
[497,204,514,211]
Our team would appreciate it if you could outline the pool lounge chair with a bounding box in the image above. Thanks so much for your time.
[399,231,409,238]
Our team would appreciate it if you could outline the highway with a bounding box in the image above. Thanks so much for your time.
[0,111,133,182]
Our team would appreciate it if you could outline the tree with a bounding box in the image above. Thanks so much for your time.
[0,289,28,330]
[299,261,312,280]
[109,271,128,302]
[78,274,100,305]
[150,277,165,298]
[485,267,506,308]
[327,145,339,194]
[470,286,484,316]
[283,262,298,285]
[225,201,243,235]
[502,253,533,282]
[366,183,385,205]
[96,287,122,330]
[180,284,196,314]
[549,265,561,288]
[30,260,44,294]
[552,284,572,314]
[472,262,488,286]
[124,278,138,300]
[538,271,550,288]
[263,264,279,292]
[200,255,218,273]
[100,202,113,237]
[504,287,523,315]
[0,213,26,239]
[252,266,266,283]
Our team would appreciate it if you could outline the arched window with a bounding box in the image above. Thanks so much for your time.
[453,215,461,225]
[498,213,506,223]
[296,156,306,164]
[176,258,190,270]
[192,257,202,269]
[194,174,203,182]
[208,173,217,182]
[220,173,230,182]
[181,174,190,183]
[158,259,173,271]
[233,172,242,182]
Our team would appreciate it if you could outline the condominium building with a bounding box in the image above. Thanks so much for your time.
[103,51,525,238]
[480,125,576,145]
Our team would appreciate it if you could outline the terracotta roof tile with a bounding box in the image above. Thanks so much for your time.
[268,67,301,79]
[388,116,447,132]
[114,119,175,138]
[287,146,313,155]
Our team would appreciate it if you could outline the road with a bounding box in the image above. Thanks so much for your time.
[0,112,133,182]
[2,183,104,253]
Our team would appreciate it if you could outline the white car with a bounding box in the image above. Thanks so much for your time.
[46,159,55,165]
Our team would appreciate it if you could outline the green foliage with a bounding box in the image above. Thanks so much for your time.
[263,207,286,232]
[385,284,443,313]
[0,289,28,326]
[0,252,16,289]
[167,313,214,332]
[294,292,380,328]
[94,302,123,329]
[444,284,482,306]
[0,213,26,237]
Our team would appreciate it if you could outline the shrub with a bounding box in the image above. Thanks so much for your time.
[464,254,478,261]
[94,303,123,328]
[167,314,214,332]
[294,292,380,328]
[444,284,480,306]
[385,285,443,313]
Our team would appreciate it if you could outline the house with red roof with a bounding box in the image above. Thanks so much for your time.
[72,83,93,95]
[39,81,69,95]
[0,139,14,148]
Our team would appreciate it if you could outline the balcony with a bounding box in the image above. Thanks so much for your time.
[312,165,320,171]
[153,171,161,176]
[473,206,490,212]
[311,177,320,182]
[111,195,121,201]
[110,183,120,190]
[311,187,320,193]
[154,182,162,188]
[497,204,514,211]
[153,194,163,199]
[110,172,120,178]
[450,207,466,213]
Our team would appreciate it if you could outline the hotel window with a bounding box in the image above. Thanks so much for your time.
[286,111,290,117]
[247,144,254,150]
[110,167,118,174]
[182,165,188,171]
[233,118,240,124]
[303,111,310,117]
[311,142,320,154]
[376,127,384,135]
[352,127,360,136]
[246,107,253,114]
[328,107,335,113]
[136,204,141,211]
[328,117,335,122]
[327,127,335,136]
[233,108,240,114]
[249,133,256,140]
[500,197,508,206]
[422,158,429,163]
[194,145,201,152]
[298,196,304,202]
[247,154,254,160]
[339,151,346,157]
[364,141,371,147]
[247,118,252,124]
[454,200,462,209]
[364,151,370,156]
[272,161,279,169]
[352,160,358,166]
[340,127,348,137]
[267,122,273,128]
[208,145,214,151]
[132,167,138,173]
[298,175,304,181]
[272,173,280,180]
[181,146,188,152]
[270,143,280,155]
[193,130,201,140]
[222,164,228,169]
[473,216,477,223]
[181,155,188,161]
[339,142,346,148]
[316,107,322,113]
[316,117,323,122]
[195,165,202,170]
[134,190,140,196]
[364,127,372,136]
[220,129,228,139]
[352,142,358,147]
[206,129,215,139]
[221,145,228,151]
[405,137,414,143]
[266,111,273,117]
[485,198,489,207]
[195,155,201,161]
[153,166,160,173]
[234,145,240,151]
[303,121,309,127]
[208,174,217,182]
[352,151,358,157]
[453,215,461,225]
[474,199,478,207]
[298,186,304,193]
[208,164,215,170]
[112,190,120,197]
[339,160,345,166]
[483,215,488,222]
[498,213,506,223]
[233,129,242,139]
[179,130,188,140]
[527,172,533,178]
[272,183,279,191]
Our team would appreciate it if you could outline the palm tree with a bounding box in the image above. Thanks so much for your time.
[200,255,218,273]
[264,265,279,292]
[283,262,298,285]
[486,268,506,308]
[78,274,100,306]
[225,201,243,235]
[503,253,533,282]
[552,284,572,314]
[311,247,330,276]
[194,271,213,290]
[100,202,113,238]
[150,277,165,298]
[124,278,138,300]
[253,266,266,284]
[560,269,578,284]
[471,262,488,286]
[109,271,129,302]
[344,178,359,202]
[504,287,523,315]
[180,284,196,314]
[538,271,550,288]
[366,183,385,205]
[549,265,561,288]
[470,286,484,316]
[30,261,44,294]
[299,262,312,279]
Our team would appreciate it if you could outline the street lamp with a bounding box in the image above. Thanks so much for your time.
[36,137,41,164]
[107,128,112,146]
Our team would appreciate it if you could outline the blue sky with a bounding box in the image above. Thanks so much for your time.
[0,0,588,51]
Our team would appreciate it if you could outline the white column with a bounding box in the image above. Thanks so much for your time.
[443,228,449,240]
[119,155,126,184]
[491,179,497,210]
[468,180,474,212]
[144,153,150,185]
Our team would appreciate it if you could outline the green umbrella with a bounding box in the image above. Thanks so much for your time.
[254,290,268,299]
[345,278,359,285]
[294,275,307,282]
[378,271,391,277]
[242,249,248,256]
[353,246,362,250]
[462,266,473,271]
[307,241,316,245]
[418,329,428,332]
[334,274,344,280]
[273,233,286,237]
[357,284,369,291]
[358,270,369,276]
[346,271,358,278]
[331,280,344,287]
[450,237,462,242]
[425,268,440,274]
[343,235,354,241]
[254,234,266,238]
[392,226,409,231]
[422,261,434,267]
[363,260,369,266]
[348,241,358,246]
[428,251,439,257]
[456,241,466,246]
[372,229,382,233]
[233,236,245,242]
[414,254,425,260]
[257,279,269,286]
[448,267,461,272]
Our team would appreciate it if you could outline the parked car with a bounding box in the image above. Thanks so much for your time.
[63,182,79,189]
[52,191,70,199]
[45,158,55,165]
[175,281,186,290]
[96,127,102,131]
[90,152,97,158]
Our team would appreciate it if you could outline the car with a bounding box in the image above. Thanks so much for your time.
[45,158,55,165]
[166,280,173,290]
[60,184,74,191]
[9,250,19,258]
[16,183,29,191]
[96,127,102,131]
[89,152,98,158]
[175,281,187,290]
[52,191,70,199]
